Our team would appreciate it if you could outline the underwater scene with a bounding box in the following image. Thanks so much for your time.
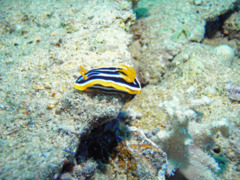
[0,0,240,179]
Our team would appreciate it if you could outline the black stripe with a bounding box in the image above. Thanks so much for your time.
[86,67,118,75]
[86,67,128,77]
[86,71,120,78]
[88,85,131,95]
[90,67,118,71]
[78,75,140,89]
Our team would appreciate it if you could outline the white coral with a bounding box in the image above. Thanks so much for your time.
[153,96,230,179]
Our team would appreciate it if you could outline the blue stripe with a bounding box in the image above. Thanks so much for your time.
[86,68,120,77]
[88,85,130,95]
[89,67,118,71]
[75,66,141,94]
[86,71,120,78]
[76,75,140,89]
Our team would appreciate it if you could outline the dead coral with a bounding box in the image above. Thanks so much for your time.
[225,82,240,102]
[151,94,230,179]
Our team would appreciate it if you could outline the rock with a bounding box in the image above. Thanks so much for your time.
[0,0,135,179]
[72,120,167,179]
[215,44,235,66]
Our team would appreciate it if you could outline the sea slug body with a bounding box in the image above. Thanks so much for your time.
[73,65,141,95]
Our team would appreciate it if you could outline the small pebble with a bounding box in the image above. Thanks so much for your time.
[144,129,152,138]
[227,152,235,159]
[83,162,97,175]
[194,0,202,5]
[152,127,160,136]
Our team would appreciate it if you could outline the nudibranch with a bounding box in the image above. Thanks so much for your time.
[73,65,141,95]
